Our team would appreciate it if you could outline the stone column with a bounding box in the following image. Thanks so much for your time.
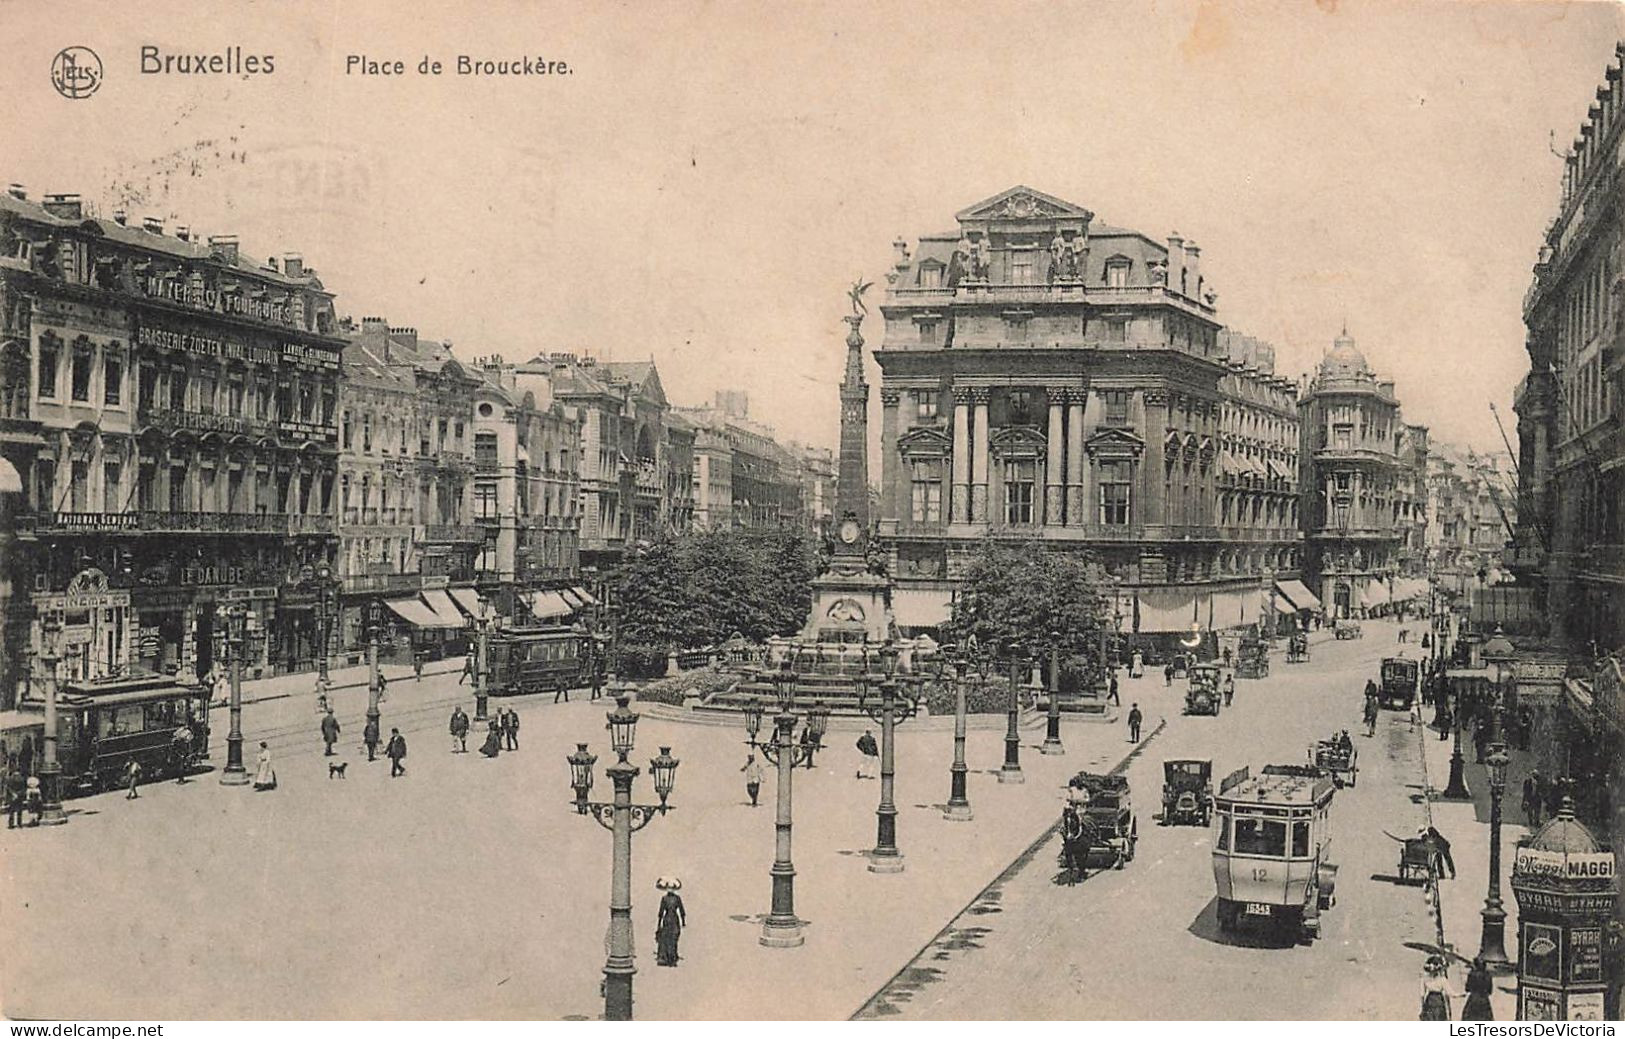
[1045,394,1064,525]
[970,390,990,524]
[951,389,971,524]
[1066,390,1086,527]
[1143,389,1169,525]
[880,389,902,529]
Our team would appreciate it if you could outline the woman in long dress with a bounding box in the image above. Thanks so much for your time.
[655,882,686,966]
[252,741,276,791]
[1419,955,1452,1020]
[1460,958,1494,1020]
[480,719,502,758]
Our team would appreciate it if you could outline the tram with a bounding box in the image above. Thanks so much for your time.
[486,625,597,697]
[0,673,211,795]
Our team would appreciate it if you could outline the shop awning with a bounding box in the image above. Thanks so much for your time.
[0,458,20,494]
[557,588,584,608]
[528,590,575,620]
[1274,579,1322,612]
[1136,589,1199,633]
[448,586,487,620]
[569,585,597,606]
[1267,458,1292,480]
[421,589,467,628]
[1273,596,1297,614]
[1363,582,1391,607]
[892,588,951,629]
[385,597,447,628]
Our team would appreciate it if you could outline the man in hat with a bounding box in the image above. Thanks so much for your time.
[385,728,408,777]
[856,729,879,779]
[320,707,341,757]
[1423,825,1456,879]
[1127,703,1143,743]
[505,707,520,751]
[741,753,764,806]
[449,705,469,753]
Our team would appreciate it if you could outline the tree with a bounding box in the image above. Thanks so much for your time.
[942,539,1112,688]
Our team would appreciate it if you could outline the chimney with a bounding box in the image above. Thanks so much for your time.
[389,326,418,351]
[173,225,191,242]
[1166,232,1186,297]
[360,316,389,334]
[5,184,24,200]
[112,208,127,226]
[282,253,304,278]
[1185,240,1202,302]
[41,193,83,220]
[207,234,239,263]
[142,216,164,235]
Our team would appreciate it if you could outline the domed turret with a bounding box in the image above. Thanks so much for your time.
[1318,326,1370,380]
[1528,796,1606,857]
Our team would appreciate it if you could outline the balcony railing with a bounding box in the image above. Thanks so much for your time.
[423,523,485,543]
[342,571,425,595]
[136,406,272,438]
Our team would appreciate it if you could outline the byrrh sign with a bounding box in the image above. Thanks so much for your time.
[1515,847,1616,880]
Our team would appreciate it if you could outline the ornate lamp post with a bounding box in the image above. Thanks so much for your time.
[1442,673,1472,799]
[1042,631,1064,755]
[566,695,678,1022]
[936,642,974,822]
[1479,741,1512,967]
[1000,641,1025,784]
[304,561,337,691]
[364,599,384,737]
[219,601,250,786]
[861,645,919,873]
[472,601,492,722]
[35,613,67,824]
[749,661,817,948]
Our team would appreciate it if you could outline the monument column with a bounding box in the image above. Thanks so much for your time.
[1066,389,1086,527]
[1045,392,1064,525]
[950,389,971,525]
[970,390,990,525]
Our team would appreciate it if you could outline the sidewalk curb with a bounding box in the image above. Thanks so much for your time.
[210,662,463,710]
[851,716,1169,1019]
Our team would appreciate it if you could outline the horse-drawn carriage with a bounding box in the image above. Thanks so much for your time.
[1285,631,1311,663]
[1334,619,1363,640]
[1310,733,1358,787]
[1185,663,1222,715]
[1235,637,1270,679]
[1062,772,1138,876]
[1161,759,1213,826]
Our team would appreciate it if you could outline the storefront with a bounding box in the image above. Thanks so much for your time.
[32,568,135,685]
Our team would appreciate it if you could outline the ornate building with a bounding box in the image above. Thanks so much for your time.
[0,186,343,694]
[1298,330,1429,618]
[874,186,1302,641]
[674,391,804,531]
[1517,42,1625,655]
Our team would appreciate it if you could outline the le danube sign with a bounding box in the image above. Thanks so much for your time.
[1514,846,1616,881]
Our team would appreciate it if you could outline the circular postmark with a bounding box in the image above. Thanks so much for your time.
[51,46,103,100]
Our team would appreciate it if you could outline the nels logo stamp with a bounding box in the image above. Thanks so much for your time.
[51,46,103,99]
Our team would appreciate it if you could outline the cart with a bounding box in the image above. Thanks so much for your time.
[1395,834,1433,882]
[1310,736,1359,787]
[1334,620,1363,640]
[1185,663,1222,715]
[1236,637,1270,679]
[1285,632,1311,664]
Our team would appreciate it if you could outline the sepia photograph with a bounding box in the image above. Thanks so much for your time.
[0,0,1622,1026]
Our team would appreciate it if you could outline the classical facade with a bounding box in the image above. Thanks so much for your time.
[874,186,1302,639]
[0,186,343,694]
[1298,330,1429,618]
[1425,442,1516,594]
[1517,42,1625,655]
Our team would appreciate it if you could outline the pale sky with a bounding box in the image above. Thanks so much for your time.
[6,0,1621,457]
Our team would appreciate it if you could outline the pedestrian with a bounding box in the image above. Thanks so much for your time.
[506,707,520,751]
[1061,802,1085,884]
[25,774,42,825]
[1127,703,1143,743]
[480,717,502,758]
[1398,627,1408,644]
[252,741,277,790]
[1222,671,1235,708]
[1604,919,1625,1020]
[1130,649,1144,679]
[363,717,381,762]
[1163,661,1175,687]
[654,878,686,967]
[385,728,408,777]
[1222,646,1233,668]
[459,652,476,686]
[5,765,25,829]
[172,725,194,782]
[1364,678,1378,702]
[124,758,142,799]
[214,671,230,708]
[741,754,764,806]
[1522,774,1539,827]
[1424,825,1456,879]
[1410,695,1423,734]
[1473,719,1489,763]
[376,671,389,703]
[1461,957,1493,1021]
[855,729,879,779]
[554,679,571,705]
[1419,954,1452,1020]
[413,651,425,682]
[1107,671,1120,706]
[449,705,469,753]
[320,708,341,757]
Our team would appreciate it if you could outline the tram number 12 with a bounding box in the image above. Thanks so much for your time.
[1251,868,1269,882]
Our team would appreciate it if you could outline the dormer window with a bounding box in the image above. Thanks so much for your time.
[1105,257,1131,289]
[919,265,942,289]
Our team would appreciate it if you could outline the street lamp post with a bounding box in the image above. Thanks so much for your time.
[365,599,384,738]
[219,602,249,786]
[750,663,816,948]
[862,646,918,874]
[472,605,491,722]
[35,613,67,824]
[1480,740,1512,967]
[310,562,336,691]
[1042,633,1064,755]
[1000,642,1025,784]
[567,695,678,1022]
[939,645,973,822]
[1442,677,1472,799]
